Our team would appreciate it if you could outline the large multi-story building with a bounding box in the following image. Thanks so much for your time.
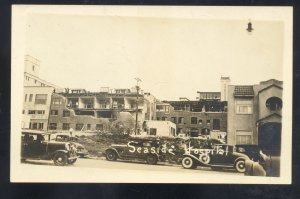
[227,79,282,154]
[22,55,62,130]
[47,88,157,133]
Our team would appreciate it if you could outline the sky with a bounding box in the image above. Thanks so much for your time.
[25,12,284,101]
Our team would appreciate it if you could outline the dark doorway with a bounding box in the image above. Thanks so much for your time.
[258,122,281,155]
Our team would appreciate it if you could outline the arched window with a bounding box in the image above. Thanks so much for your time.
[266,97,282,111]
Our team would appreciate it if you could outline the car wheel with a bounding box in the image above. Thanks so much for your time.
[53,153,68,166]
[182,157,197,169]
[235,159,246,173]
[146,155,158,165]
[105,150,117,161]
[68,158,77,164]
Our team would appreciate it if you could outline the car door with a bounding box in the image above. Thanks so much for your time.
[27,134,47,158]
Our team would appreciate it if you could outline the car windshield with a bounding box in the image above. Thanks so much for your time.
[22,133,47,142]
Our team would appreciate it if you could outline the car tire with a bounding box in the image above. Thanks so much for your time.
[146,155,158,165]
[235,159,246,173]
[68,158,77,164]
[53,153,68,166]
[182,157,197,169]
[105,150,117,161]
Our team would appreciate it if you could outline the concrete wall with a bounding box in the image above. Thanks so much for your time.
[22,86,54,130]
[227,86,258,145]
[145,120,176,137]
[258,86,282,120]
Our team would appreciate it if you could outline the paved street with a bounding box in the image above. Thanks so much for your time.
[22,157,243,176]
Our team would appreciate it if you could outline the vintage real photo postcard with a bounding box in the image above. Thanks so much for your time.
[11,5,292,183]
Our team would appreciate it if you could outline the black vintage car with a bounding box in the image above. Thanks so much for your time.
[104,137,162,165]
[235,144,261,161]
[54,134,89,158]
[21,129,78,166]
[181,139,249,173]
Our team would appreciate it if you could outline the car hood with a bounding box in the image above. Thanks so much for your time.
[232,151,250,159]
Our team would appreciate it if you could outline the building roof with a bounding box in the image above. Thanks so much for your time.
[234,86,254,97]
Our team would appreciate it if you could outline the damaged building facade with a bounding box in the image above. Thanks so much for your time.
[47,88,157,133]
[155,77,230,139]
[227,79,282,155]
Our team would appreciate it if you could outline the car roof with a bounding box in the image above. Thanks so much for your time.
[22,129,49,135]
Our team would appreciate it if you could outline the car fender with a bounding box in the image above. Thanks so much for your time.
[234,157,247,165]
[105,148,121,158]
[50,150,69,158]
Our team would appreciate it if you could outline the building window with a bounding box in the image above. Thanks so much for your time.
[236,131,253,144]
[177,128,182,134]
[198,119,202,125]
[96,124,103,131]
[37,110,45,114]
[49,123,57,130]
[178,117,184,124]
[207,120,211,126]
[32,65,35,71]
[162,117,168,121]
[87,124,91,130]
[24,94,27,102]
[29,122,43,129]
[75,123,84,131]
[52,98,61,105]
[50,110,58,115]
[29,94,33,102]
[213,119,220,130]
[22,110,25,114]
[63,110,70,117]
[62,123,70,130]
[171,117,177,123]
[35,94,47,104]
[157,117,160,120]
[266,97,282,111]
[149,128,157,135]
[236,99,253,114]
[28,110,36,114]
[191,117,197,124]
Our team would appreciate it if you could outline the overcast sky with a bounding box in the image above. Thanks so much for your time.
[25,13,284,101]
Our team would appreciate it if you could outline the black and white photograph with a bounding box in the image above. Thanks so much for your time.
[11,5,292,183]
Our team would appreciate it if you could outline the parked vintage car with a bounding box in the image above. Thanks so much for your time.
[54,134,89,158]
[235,144,261,161]
[21,129,78,166]
[244,150,280,177]
[104,137,163,165]
[181,138,249,173]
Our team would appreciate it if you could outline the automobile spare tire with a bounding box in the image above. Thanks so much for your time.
[53,153,68,166]
[235,159,246,173]
[146,154,158,165]
[68,158,77,164]
[199,154,210,164]
[105,150,117,161]
[182,156,197,169]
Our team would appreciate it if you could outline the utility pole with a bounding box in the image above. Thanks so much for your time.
[134,78,142,135]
